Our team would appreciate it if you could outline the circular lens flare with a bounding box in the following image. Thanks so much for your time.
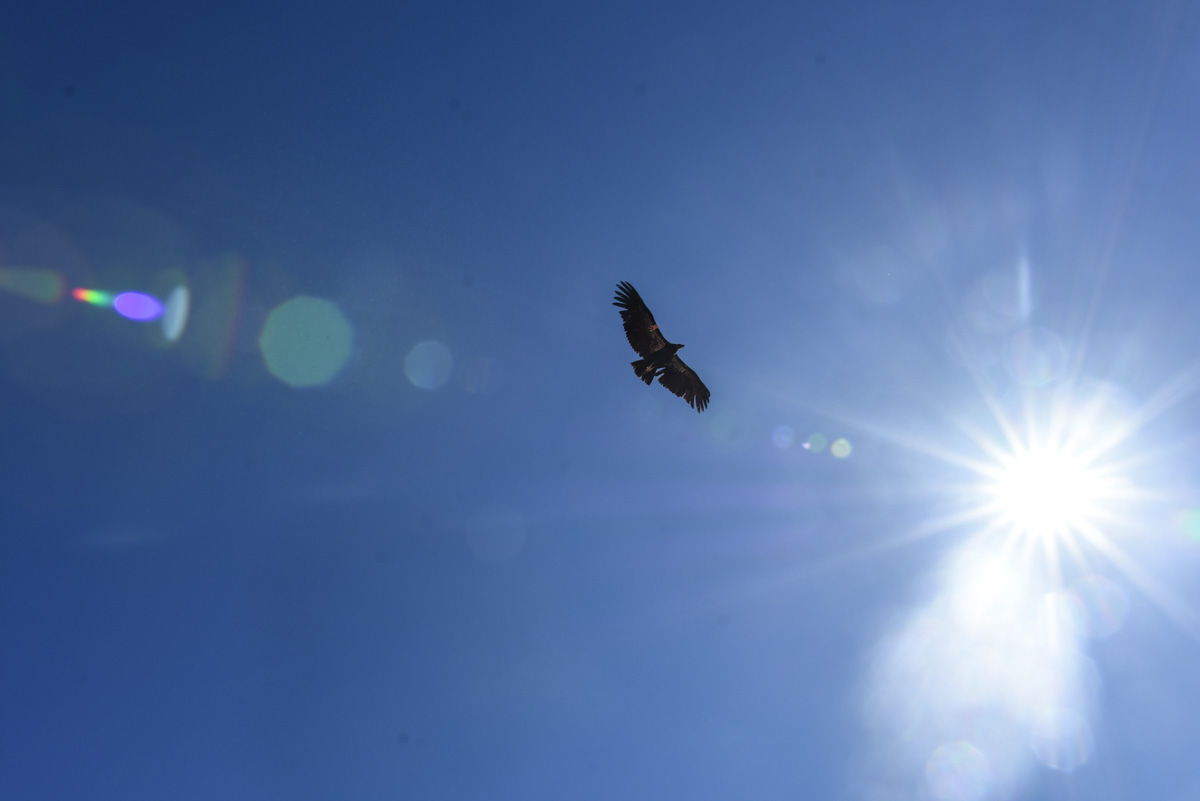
[113,291,164,321]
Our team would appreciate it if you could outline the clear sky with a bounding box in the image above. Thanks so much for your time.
[3,2,1200,800]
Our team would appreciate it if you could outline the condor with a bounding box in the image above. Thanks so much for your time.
[613,281,710,412]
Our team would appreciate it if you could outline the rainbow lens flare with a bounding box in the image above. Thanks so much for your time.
[72,287,113,306]
[72,288,165,322]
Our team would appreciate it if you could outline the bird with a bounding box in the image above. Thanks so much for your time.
[613,281,710,412]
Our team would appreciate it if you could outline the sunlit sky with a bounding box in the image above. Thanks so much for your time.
[3,2,1200,800]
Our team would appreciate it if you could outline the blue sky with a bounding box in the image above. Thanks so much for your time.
[3,2,1200,799]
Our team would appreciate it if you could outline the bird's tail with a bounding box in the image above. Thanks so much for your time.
[631,359,656,385]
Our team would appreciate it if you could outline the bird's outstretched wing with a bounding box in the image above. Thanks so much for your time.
[613,281,669,357]
[658,356,710,412]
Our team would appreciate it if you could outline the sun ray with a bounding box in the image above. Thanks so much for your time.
[1074,518,1200,638]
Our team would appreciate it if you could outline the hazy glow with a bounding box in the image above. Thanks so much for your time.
[186,253,245,379]
[865,538,1103,798]
[1069,575,1130,639]
[1029,708,1092,772]
[461,356,502,394]
[0,267,64,303]
[1005,327,1067,386]
[925,741,991,801]
[771,425,794,449]
[706,408,753,447]
[1016,257,1032,320]
[831,438,853,458]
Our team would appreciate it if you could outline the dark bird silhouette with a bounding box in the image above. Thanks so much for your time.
[613,281,710,412]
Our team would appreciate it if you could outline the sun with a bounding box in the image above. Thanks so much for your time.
[961,379,1155,555]
[987,444,1107,538]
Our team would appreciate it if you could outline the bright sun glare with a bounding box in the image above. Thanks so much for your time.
[988,445,1106,538]
[857,378,1179,799]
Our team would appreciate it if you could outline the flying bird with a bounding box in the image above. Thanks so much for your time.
[613,281,710,412]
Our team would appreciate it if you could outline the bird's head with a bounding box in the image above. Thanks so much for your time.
[677,343,686,349]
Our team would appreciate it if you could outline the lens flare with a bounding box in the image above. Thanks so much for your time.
[405,340,453,390]
[72,287,165,322]
[771,425,795,448]
[113,291,164,321]
[259,295,354,388]
[161,285,190,342]
[72,287,113,306]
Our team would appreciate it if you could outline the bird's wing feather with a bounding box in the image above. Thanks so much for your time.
[658,356,710,412]
[613,281,669,357]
